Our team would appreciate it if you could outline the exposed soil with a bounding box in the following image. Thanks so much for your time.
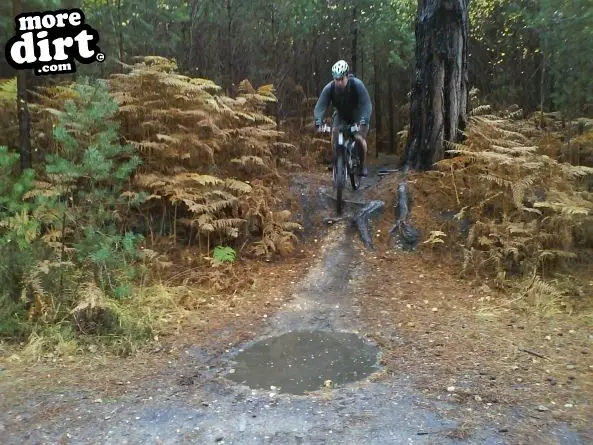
[1,156,592,444]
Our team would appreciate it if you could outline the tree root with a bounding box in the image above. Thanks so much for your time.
[389,177,420,251]
[354,200,385,251]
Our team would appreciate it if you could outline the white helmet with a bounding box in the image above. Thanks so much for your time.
[331,60,349,79]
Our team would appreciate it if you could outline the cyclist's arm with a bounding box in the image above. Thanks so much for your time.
[355,79,373,124]
[314,82,333,125]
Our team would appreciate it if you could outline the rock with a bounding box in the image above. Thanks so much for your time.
[474,395,482,402]
[479,284,492,294]
[566,364,576,370]
[547,376,557,385]
[537,405,549,412]
[447,386,456,392]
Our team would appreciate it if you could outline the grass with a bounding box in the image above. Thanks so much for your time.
[4,282,198,363]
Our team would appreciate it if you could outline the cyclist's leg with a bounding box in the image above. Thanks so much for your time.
[354,124,369,176]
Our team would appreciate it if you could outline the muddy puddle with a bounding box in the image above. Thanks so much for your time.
[225,330,381,395]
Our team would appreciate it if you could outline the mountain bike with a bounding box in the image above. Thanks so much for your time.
[318,123,362,215]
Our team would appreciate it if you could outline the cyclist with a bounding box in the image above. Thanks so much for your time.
[314,59,372,177]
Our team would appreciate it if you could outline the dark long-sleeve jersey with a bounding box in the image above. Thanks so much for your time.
[314,75,373,125]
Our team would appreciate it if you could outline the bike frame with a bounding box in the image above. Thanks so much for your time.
[319,123,360,167]
[319,123,362,214]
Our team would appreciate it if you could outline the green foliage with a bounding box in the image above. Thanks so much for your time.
[0,77,148,346]
[0,78,16,103]
[469,0,593,113]
[0,147,41,337]
[80,0,191,75]
[0,294,28,337]
[45,78,146,298]
[528,0,593,116]
[0,78,18,149]
[212,245,237,264]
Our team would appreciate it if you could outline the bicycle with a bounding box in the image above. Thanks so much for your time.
[318,123,362,215]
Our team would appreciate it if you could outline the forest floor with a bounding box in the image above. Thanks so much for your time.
[0,154,592,445]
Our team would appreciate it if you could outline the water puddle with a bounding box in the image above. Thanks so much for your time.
[226,330,381,395]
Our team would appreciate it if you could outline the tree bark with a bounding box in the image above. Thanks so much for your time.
[388,72,395,153]
[117,0,124,72]
[373,47,383,157]
[13,0,32,171]
[403,0,469,170]
[16,60,32,173]
[351,7,357,74]
[225,0,234,97]
[187,0,199,72]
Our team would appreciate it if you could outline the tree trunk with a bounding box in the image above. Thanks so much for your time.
[225,0,234,97]
[187,0,199,72]
[13,0,32,171]
[388,73,395,153]
[117,0,124,72]
[373,50,383,157]
[351,7,357,74]
[403,0,469,170]
[539,52,545,129]
[360,45,363,79]
[17,73,33,174]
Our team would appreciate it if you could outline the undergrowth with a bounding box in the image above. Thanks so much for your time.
[103,56,303,260]
[416,99,593,314]
[0,57,306,359]
[0,78,163,357]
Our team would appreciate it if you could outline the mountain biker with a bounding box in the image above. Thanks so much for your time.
[314,59,372,177]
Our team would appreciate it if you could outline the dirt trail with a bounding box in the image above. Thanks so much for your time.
[0,165,590,444]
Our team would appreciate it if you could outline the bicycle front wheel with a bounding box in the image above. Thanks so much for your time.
[334,152,346,215]
[349,153,361,191]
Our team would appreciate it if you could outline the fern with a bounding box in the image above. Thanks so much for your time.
[224,178,252,194]
[212,245,237,264]
[430,99,593,286]
[423,231,447,245]
[470,104,492,116]
[0,78,17,103]
[47,56,307,268]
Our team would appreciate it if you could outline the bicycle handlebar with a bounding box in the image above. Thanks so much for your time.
[317,123,360,134]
